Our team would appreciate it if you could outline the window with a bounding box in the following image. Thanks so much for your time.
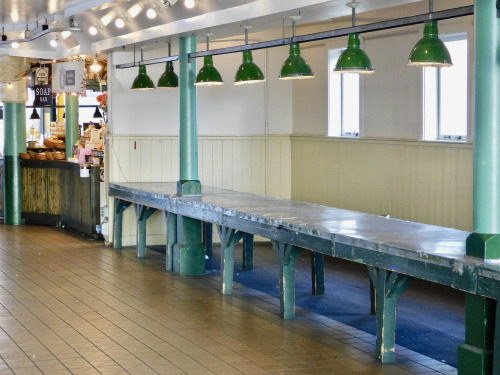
[423,34,468,141]
[328,49,360,137]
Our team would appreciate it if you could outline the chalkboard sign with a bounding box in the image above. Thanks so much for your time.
[33,84,52,107]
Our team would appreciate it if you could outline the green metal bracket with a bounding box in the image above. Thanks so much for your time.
[272,240,303,320]
[466,233,500,260]
[243,233,254,270]
[311,252,325,295]
[113,198,131,249]
[204,222,213,259]
[494,300,500,374]
[134,204,157,258]
[177,180,201,196]
[163,211,177,271]
[217,225,245,295]
[173,215,206,275]
[368,266,413,363]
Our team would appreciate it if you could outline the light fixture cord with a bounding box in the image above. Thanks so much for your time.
[140,45,144,64]
[292,19,296,38]
[206,35,210,51]
[352,7,356,27]
[245,28,249,45]
[168,42,171,57]
[133,45,136,66]
[429,0,433,13]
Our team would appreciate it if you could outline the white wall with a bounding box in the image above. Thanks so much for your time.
[108,33,293,136]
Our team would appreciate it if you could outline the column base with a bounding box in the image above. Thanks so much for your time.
[466,233,500,261]
[458,344,493,375]
[177,180,201,196]
[172,244,206,275]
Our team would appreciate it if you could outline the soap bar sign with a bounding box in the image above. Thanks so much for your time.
[33,85,52,106]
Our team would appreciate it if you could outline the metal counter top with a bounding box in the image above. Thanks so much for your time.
[109,182,500,299]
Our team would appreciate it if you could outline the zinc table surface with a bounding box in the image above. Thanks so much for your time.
[109,182,500,300]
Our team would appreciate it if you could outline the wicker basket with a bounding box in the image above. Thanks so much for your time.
[43,139,54,148]
[28,150,37,158]
[19,152,31,160]
[34,153,47,160]
[52,152,66,160]
[45,151,54,160]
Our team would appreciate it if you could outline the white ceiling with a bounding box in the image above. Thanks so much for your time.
[0,0,460,59]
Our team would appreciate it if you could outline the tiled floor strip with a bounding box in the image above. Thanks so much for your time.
[0,226,456,375]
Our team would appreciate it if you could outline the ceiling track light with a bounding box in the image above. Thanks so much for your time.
[158,42,179,88]
[408,0,452,67]
[234,26,265,86]
[195,34,224,86]
[115,15,127,28]
[50,38,58,48]
[279,15,315,80]
[334,1,374,74]
[162,0,178,7]
[131,46,156,90]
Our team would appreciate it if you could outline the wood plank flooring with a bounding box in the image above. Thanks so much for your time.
[0,225,456,374]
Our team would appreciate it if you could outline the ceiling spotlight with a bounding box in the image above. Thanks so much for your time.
[162,0,178,7]
[61,31,72,39]
[11,42,19,49]
[25,25,31,39]
[115,18,125,28]
[50,39,58,48]
[147,8,157,19]
[184,0,195,8]
[89,26,98,35]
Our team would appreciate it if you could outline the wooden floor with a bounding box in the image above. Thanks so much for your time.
[0,225,457,375]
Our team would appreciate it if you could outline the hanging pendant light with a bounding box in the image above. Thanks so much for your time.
[0,108,3,120]
[279,16,314,80]
[30,108,40,120]
[131,46,155,90]
[93,107,103,118]
[158,43,179,88]
[334,2,374,74]
[90,53,102,72]
[407,0,452,68]
[195,35,223,86]
[234,26,265,85]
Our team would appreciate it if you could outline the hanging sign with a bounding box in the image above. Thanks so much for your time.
[33,84,52,106]
[35,67,49,85]
[52,61,85,93]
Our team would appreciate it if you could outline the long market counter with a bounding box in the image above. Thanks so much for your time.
[108,182,500,367]
[21,160,102,238]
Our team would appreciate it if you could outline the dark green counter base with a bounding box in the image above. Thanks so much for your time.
[172,244,206,275]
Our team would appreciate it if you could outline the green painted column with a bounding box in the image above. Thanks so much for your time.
[172,36,205,275]
[65,94,79,157]
[458,1,499,374]
[3,103,26,225]
[178,36,201,195]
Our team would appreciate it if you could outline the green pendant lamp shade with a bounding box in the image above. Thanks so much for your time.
[279,43,314,80]
[195,56,223,86]
[408,20,452,67]
[131,65,155,90]
[234,50,265,85]
[158,61,179,88]
[334,34,374,74]
[30,108,40,120]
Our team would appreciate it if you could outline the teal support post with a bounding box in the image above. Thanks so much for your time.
[272,241,303,320]
[177,35,201,195]
[163,211,177,271]
[217,226,244,295]
[459,1,500,373]
[113,198,131,249]
[368,267,412,363]
[65,94,79,157]
[172,36,205,275]
[4,102,26,225]
[134,204,156,258]
[204,222,213,259]
[242,233,254,270]
[494,301,500,374]
[311,252,325,295]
